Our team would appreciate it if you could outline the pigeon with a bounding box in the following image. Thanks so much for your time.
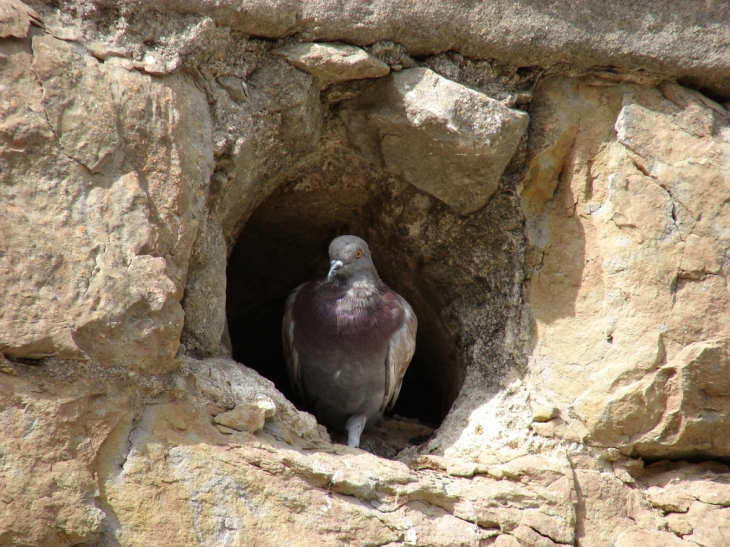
[282,235,417,448]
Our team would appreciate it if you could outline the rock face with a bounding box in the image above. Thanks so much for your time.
[276,42,390,84]
[0,0,38,38]
[523,76,730,459]
[180,211,228,358]
[2,1,730,546]
[0,31,213,372]
[340,67,529,215]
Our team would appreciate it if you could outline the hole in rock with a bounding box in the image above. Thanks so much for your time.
[217,99,528,457]
[225,179,464,445]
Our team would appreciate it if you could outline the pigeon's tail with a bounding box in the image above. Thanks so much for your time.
[346,414,368,447]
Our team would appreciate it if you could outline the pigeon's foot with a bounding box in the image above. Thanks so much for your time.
[346,414,368,447]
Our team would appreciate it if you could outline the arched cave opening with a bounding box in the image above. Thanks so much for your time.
[225,177,464,438]
[221,96,526,455]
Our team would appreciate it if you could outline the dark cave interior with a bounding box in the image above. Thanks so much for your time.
[224,179,464,431]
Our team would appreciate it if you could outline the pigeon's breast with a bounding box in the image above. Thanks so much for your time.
[293,281,404,354]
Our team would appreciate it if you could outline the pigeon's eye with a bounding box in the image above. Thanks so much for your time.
[355,250,362,259]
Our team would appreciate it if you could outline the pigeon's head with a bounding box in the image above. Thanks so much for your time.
[327,235,379,283]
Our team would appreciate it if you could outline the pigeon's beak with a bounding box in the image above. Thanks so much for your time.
[327,260,344,281]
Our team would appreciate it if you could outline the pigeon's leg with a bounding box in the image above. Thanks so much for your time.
[346,414,367,448]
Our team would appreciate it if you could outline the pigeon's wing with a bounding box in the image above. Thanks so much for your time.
[382,296,417,412]
[282,283,305,401]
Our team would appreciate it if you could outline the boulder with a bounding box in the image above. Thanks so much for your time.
[339,67,529,214]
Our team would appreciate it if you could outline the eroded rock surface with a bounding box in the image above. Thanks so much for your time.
[1,359,577,547]
[0,0,38,38]
[340,67,529,215]
[0,29,213,372]
[523,76,730,459]
[276,42,390,84]
[2,1,730,546]
[180,211,228,358]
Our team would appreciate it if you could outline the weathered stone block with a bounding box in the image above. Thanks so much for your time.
[0,32,213,372]
[214,403,266,433]
[524,76,730,458]
[276,42,390,84]
[339,67,529,215]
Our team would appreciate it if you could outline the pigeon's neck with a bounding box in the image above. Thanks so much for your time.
[343,278,380,300]
[324,274,381,306]
[329,269,379,290]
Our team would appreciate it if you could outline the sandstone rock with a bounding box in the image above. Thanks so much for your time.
[632,462,730,546]
[256,396,277,418]
[524,75,730,458]
[598,341,730,459]
[664,512,692,537]
[35,1,730,99]
[206,59,323,247]
[276,42,390,84]
[492,535,521,547]
[642,461,730,509]
[94,395,575,547]
[0,0,39,38]
[4,360,566,547]
[564,453,730,547]
[216,75,249,102]
[3,2,730,546]
[511,524,560,546]
[614,528,692,547]
[32,35,121,173]
[180,211,228,358]
[530,400,559,422]
[339,67,529,214]
[0,354,15,375]
[685,501,730,547]
[214,423,237,435]
[679,233,724,278]
[0,364,130,547]
[180,357,329,446]
[214,403,266,433]
[571,457,638,547]
[0,33,213,372]
[204,402,227,416]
